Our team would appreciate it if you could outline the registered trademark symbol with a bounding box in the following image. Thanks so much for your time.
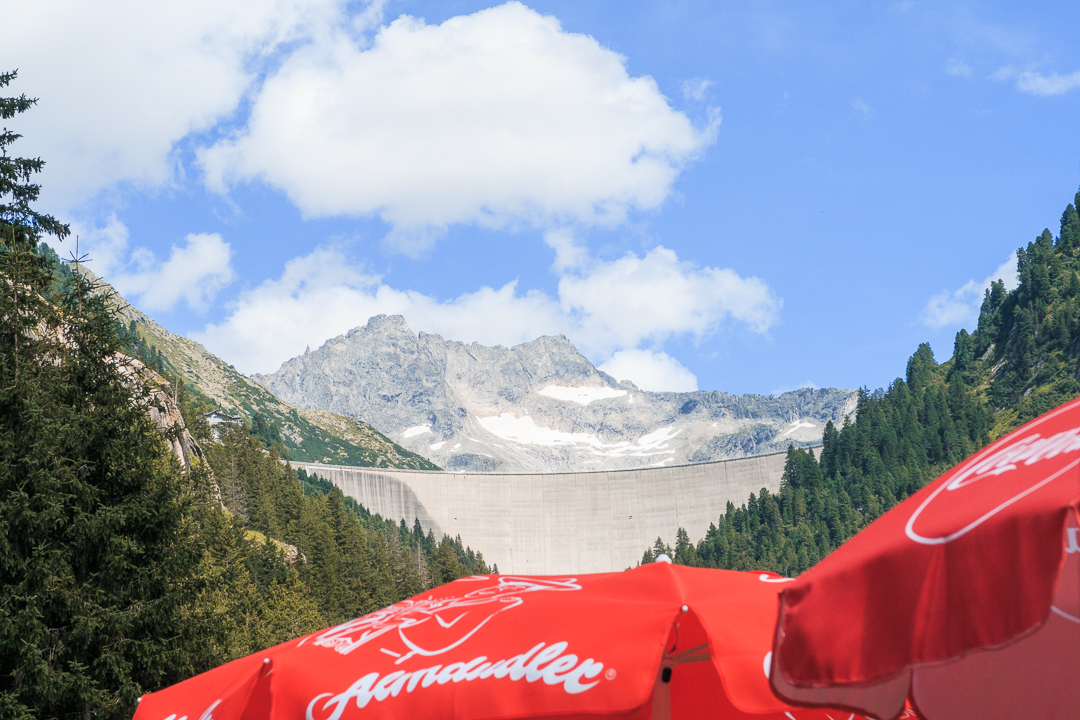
[604,669,617,681]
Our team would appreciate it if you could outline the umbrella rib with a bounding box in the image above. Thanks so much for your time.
[665,642,710,665]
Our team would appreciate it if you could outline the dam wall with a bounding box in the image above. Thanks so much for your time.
[293,452,790,575]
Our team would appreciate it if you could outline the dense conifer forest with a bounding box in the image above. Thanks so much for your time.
[647,188,1080,575]
[0,71,488,719]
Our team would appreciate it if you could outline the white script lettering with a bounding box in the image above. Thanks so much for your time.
[306,642,605,720]
[947,426,1080,490]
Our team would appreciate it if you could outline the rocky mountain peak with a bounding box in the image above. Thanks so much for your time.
[255,320,858,473]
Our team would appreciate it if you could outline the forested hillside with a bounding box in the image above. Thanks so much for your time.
[648,188,1080,576]
[0,71,484,719]
[39,264,442,471]
[203,424,490,627]
[7,239,490,719]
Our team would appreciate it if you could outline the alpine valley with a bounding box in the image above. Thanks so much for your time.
[253,315,858,473]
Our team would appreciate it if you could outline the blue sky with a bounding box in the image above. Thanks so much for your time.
[4,1,1079,395]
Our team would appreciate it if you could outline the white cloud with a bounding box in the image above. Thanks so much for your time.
[113,233,235,312]
[543,229,588,272]
[193,243,779,377]
[1,0,354,212]
[69,213,131,275]
[851,98,873,120]
[994,66,1080,96]
[1014,70,1080,96]
[191,248,570,373]
[71,217,234,312]
[198,2,719,250]
[921,253,1018,329]
[558,246,781,355]
[946,58,973,78]
[599,349,698,392]
[681,78,714,101]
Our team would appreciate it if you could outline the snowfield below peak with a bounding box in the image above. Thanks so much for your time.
[476,413,679,458]
[402,425,432,438]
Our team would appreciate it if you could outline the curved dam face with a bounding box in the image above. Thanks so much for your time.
[293,452,789,575]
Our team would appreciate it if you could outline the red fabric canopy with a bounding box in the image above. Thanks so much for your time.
[134,564,884,719]
[770,396,1080,720]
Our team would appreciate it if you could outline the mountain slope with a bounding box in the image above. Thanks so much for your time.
[653,186,1080,576]
[123,305,438,469]
[255,315,858,472]
[55,263,440,470]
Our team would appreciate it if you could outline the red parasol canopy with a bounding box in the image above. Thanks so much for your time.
[134,563,888,720]
[770,396,1080,720]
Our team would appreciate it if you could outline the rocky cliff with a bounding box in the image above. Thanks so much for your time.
[255,315,858,472]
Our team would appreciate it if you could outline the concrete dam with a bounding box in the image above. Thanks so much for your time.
[293,451,790,575]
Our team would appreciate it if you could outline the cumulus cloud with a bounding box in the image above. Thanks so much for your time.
[599,349,698,392]
[559,246,781,355]
[72,217,234,312]
[994,66,1080,96]
[193,243,779,380]
[114,234,235,312]
[191,248,570,373]
[1,0,352,212]
[921,254,1018,330]
[198,2,719,250]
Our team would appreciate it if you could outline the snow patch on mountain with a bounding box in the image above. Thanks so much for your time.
[476,413,679,458]
[783,420,816,436]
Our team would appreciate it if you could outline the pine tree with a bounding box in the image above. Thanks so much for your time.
[651,189,1080,579]
[0,70,217,719]
[1058,203,1079,255]
[0,72,67,241]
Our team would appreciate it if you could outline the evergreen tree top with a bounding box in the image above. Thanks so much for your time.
[0,69,68,245]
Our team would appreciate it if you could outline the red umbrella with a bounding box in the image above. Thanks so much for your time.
[134,563,886,720]
[769,396,1080,720]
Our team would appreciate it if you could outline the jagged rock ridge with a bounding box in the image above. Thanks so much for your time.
[255,315,858,473]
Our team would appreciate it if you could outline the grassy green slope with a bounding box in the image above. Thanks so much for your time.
[125,305,438,468]
[64,265,439,470]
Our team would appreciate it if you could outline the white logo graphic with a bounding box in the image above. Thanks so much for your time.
[306,641,605,720]
[905,410,1080,545]
[309,576,580,664]
[944,427,1080,490]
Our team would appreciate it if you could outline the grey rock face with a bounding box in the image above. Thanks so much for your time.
[255,315,858,472]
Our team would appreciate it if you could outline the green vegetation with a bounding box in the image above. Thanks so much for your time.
[648,187,1080,577]
[0,71,478,719]
[203,423,490,628]
[1,70,211,719]
[108,303,440,469]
